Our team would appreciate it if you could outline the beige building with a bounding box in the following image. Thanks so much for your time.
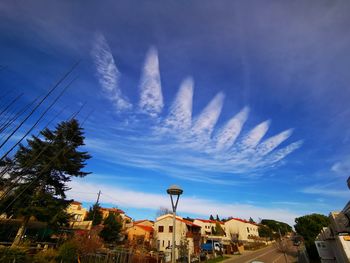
[66,201,87,222]
[193,219,226,236]
[224,218,259,242]
[100,207,132,228]
[154,214,201,259]
[127,224,154,246]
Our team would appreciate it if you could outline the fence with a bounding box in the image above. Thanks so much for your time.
[80,249,166,263]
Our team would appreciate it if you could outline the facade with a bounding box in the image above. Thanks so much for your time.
[224,218,259,242]
[154,214,201,259]
[315,177,350,262]
[193,219,226,236]
[66,201,87,222]
[127,224,154,246]
[100,207,132,228]
[315,209,350,262]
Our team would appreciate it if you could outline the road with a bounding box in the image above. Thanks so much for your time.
[223,243,298,263]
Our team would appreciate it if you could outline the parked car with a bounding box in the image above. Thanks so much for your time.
[201,241,223,255]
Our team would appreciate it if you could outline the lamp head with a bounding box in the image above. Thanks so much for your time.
[167,185,183,196]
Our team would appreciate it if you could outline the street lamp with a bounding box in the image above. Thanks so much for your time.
[167,185,183,263]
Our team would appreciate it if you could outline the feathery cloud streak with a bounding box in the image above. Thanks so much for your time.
[90,37,302,181]
[91,33,132,111]
[139,47,163,117]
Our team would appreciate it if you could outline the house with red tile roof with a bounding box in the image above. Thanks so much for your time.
[133,219,154,227]
[193,219,226,236]
[224,218,259,242]
[154,214,201,259]
[126,224,154,246]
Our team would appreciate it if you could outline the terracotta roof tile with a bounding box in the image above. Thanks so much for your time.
[136,225,154,232]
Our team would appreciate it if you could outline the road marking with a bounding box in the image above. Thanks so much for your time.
[272,254,283,263]
[243,247,277,263]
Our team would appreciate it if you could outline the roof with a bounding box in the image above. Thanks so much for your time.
[135,225,154,232]
[158,215,201,228]
[100,207,125,214]
[134,219,154,224]
[227,218,258,226]
[195,219,224,225]
[71,201,82,205]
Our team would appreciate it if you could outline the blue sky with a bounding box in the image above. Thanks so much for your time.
[1,1,350,226]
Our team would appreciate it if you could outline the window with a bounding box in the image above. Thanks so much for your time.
[158,226,164,232]
[247,227,250,233]
[162,240,164,247]
[168,240,170,247]
[169,226,173,233]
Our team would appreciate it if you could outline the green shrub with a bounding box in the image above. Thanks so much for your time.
[33,248,57,263]
[57,241,78,263]
[0,247,29,263]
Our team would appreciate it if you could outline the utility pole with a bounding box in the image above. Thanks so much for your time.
[96,190,101,204]
[91,190,101,225]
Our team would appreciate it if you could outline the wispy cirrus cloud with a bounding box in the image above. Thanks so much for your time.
[90,41,302,183]
[139,47,163,117]
[163,77,194,131]
[331,156,350,177]
[301,184,349,198]
[91,33,132,111]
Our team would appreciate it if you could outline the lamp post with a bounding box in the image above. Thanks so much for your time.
[167,185,183,263]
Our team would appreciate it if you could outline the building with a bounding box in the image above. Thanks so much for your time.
[154,214,201,259]
[126,224,154,246]
[133,219,154,227]
[66,201,87,222]
[315,177,350,262]
[224,218,259,242]
[100,207,132,228]
[193,219,226,237]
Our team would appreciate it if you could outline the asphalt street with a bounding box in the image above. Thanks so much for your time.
[223,242,298,263]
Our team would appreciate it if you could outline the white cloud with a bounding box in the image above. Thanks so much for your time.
[67,180,299,225]
[240,120,270,149]
[88,46,302,181]
[191,92,225,143]
[256,129,293,157]
[214,107,249,151]
[331,156,350,177]
[163,77,194,131]
[301,184,349,198]
[91,33,132,111]
[139,47,163,117]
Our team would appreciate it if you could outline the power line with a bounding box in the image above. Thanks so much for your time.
[0,62,79,152]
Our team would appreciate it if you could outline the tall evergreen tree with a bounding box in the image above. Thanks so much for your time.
[216,214,220,221]
[209,214,214,220]
[99,212,122,243]
[0,119,90,246]
[86,203,103,226]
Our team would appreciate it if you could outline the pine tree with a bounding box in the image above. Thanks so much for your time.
[0,119,90,247]
[209,214,214,220]
[216,214,220,221]
[99,212,122,243]
[86,203,103,226]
